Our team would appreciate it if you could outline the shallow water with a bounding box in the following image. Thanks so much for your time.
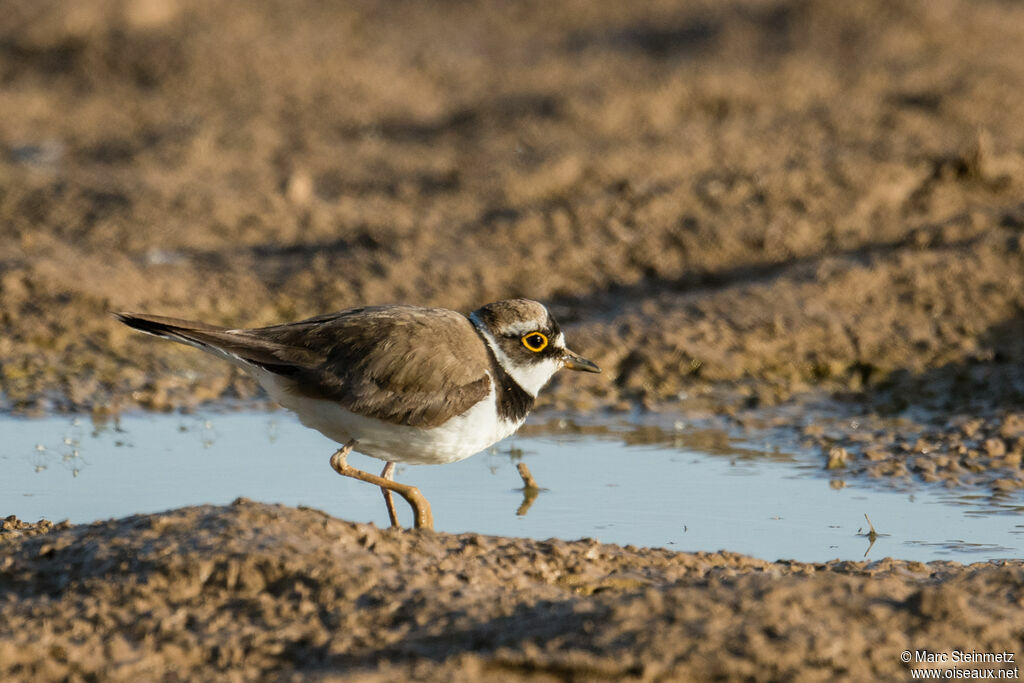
[2,411,1021,563]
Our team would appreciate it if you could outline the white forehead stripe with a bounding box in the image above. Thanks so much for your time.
[496,321,548,337]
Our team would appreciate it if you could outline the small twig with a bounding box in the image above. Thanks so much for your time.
[864,513,878,542]
[517,463,540,491]
[861,513,881,558]
[515,463,541,517]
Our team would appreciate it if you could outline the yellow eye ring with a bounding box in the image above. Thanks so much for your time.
[521,332,548,352]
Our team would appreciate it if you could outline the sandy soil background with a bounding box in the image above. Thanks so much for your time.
[3,0,1024,679]
[2,0,1023,417]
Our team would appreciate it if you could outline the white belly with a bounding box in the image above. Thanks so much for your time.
[254,370,522,465]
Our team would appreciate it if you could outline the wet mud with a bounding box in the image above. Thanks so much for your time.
[804,410,1024,497]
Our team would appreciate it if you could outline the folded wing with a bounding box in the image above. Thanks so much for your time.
[117,307,493,428]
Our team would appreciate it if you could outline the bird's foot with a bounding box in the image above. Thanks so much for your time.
[329,443,434,530]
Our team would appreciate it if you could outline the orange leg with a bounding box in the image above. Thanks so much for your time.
[380,461,400,528]
[329,441,433,530]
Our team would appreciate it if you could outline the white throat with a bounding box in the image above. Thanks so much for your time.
[470,313,562,398]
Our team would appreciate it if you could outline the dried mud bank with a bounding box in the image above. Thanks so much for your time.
[1,501,1021,681]
[2,0,1024,421]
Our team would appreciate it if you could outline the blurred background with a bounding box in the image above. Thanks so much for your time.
[1,0,1023,415]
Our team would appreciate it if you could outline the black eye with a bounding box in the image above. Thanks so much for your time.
[521,332,548,352]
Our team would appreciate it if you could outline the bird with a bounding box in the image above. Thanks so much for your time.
[114,299,600,530]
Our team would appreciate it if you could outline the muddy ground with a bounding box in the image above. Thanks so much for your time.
[3,0,1023,418]
[2,500,1023,681]
[3,0,1024,679]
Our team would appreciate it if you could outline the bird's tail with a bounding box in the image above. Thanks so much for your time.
[114,311,224,344]
[113,311,306,372]
[113,311,249,363]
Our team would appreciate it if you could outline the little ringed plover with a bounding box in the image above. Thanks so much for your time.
[115,299,600,529]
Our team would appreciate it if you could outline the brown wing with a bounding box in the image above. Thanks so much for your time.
[248,306,493,428]
[117,306,492,428]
